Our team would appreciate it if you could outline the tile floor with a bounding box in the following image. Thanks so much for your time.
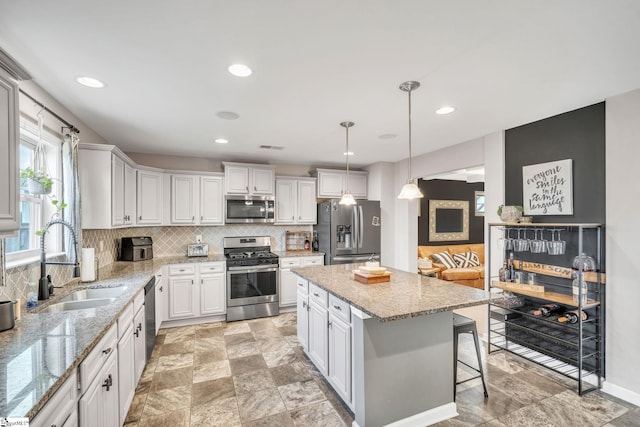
[124,312,640,427]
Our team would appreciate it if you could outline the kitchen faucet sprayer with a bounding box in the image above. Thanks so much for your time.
[39,219,80,300]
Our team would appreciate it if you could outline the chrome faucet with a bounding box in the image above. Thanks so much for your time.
[39,219,80,300]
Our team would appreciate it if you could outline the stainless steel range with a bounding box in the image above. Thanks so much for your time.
[224,236,279,321]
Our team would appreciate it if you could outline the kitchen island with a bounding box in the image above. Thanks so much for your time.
[292,263,490,427]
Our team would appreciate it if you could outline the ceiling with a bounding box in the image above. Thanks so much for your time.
[1,1,640,169]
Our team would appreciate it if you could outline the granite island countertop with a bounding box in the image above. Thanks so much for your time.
[0,254,225,419]
[292,263,490,322]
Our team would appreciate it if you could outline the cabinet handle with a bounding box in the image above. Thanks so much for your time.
[254,186,257,191]
[201,215,203,220]
[313,292,319,297]
[292,216,295,220]
[201,279,204,285]
[139,215,142,220]
[297,283,303,287]
[102,347,112,355]
[192,216,195,221]
[137,323,142,331]
[179,269,185,272]
[246,186,249,191]
[102,374,113,391]
[134,329,139,337]
[328,320,332,328]
[159,286,163,292]
[302,301,306,308]
[191,279,194,285]
[333,305,342,311]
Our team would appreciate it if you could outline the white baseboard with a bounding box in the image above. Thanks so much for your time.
[602,381,640,406]
[352,403,458,427]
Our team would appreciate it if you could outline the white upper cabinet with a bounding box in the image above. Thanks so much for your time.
[171,174,197,224]
[315,168,368,199]
[169,174,224,226]
[79,144,139,229]
[0,69,19,235]
[200,175,224,224]
[223,162,275,196]
[136,169,163,225]
[275,177,317,224]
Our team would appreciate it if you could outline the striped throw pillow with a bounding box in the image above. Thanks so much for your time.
[453,251,481,268]
[431,251,457,269]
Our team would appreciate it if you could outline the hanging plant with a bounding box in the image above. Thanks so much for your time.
[21,166,53,195]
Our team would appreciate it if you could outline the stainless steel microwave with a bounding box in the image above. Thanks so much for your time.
[225,195,275,223]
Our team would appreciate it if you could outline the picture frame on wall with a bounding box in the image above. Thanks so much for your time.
[522,158,573,215]
[428,199,469,241]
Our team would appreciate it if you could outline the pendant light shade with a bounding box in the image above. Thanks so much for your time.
[339,121,357,205]
[398,81,424,200]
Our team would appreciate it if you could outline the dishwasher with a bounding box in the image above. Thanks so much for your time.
[144,276,156,363]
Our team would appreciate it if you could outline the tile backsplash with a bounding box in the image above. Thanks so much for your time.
[82,224,313,267]
[1,224,311,303]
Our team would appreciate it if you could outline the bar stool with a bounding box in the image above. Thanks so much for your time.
[453,313,489,400]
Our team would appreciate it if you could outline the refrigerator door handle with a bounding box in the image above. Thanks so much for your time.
[358,205,364,249]
[352,205,359,249]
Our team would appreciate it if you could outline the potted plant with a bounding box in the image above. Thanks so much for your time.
[21,166,53,195]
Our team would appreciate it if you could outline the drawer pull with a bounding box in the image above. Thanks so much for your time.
[102,374,113,391]
[297,283,303,287]
[102,347,112,355]
[134,329,139,337]
[333,305,342,311]
[313,292,319,297]
[137,323,142,331]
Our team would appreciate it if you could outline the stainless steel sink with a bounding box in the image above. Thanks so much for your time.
[63,286,129,301]
[41,298,116,313]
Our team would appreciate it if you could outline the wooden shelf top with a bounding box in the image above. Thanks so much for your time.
[492,281,600,309]
[489,222,602,228]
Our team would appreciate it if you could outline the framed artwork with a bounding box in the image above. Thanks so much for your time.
[522,159,573,215]
[429,199,469,242]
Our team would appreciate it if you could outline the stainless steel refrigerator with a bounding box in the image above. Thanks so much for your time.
[314,200,381,265]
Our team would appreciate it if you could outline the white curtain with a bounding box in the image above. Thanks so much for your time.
[61,132,81,262]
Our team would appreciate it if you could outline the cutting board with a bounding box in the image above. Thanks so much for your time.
[353,270,392,284]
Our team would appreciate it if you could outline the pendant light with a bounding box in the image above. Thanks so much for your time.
[339,121,357,205]
[397,81,424,199]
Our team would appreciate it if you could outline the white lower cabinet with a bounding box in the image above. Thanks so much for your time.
[280,255,324,308]
[296,277,353,408]
[133,300,146,383]
[78,323,120,427]
[307,284,329,376]
[167,262,226,320]
[79,349,119,427]
[296,277,309,351]
[30,370,77,427]
[155,269,165,333]
[117,304,136,426]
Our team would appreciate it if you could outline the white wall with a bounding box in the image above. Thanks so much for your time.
[603,88,640,404]
[19,80,109,145]
[366,162,397,266]
[483,131,505,288]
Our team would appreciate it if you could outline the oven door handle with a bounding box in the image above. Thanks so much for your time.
[228,265,278,273]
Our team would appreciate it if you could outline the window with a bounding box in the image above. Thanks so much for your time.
[474,191,485,216]
[5,123,61,264]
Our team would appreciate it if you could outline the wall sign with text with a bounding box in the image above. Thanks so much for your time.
[522,159,573,215]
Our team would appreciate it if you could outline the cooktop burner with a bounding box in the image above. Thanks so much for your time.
[223,236,279,267]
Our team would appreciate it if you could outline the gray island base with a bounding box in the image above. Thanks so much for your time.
[292,264,490,427]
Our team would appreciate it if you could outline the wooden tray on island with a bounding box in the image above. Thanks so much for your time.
[354,270,391,284]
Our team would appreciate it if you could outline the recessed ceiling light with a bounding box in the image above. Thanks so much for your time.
[343,151,354,156]
[216,111,240,120]
[214,138,229,144]
[378,133,397,140]
[436,106,456,115]
[75,76,105,88]
[228,64,252,77]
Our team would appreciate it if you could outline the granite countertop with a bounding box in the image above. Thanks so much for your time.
[274,251,325,258]
[292,263,490,322]
[0,254,225,419]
